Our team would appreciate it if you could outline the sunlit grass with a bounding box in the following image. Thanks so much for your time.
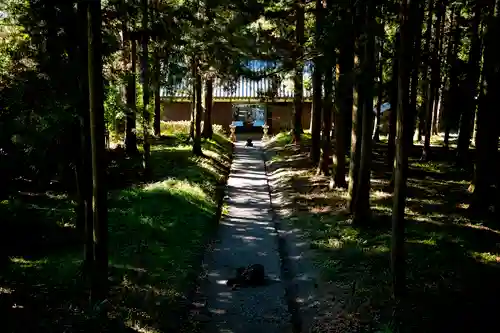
[1,127,233,332]
[265,129,500,333]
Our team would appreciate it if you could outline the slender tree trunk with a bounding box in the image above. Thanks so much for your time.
[76,1,93,277]
[431,4,447,135]
[348,67,364,210]
[87,0,108,304]
[373,38,383,143]
[293,0,305,143]
[318,64,333,175]
[352,1,376,225]
[203,78,214,139]
[443,6,461,150]
[392,0,413,305]
[310,0,324,164]
[456,2,482,165]
[193,60,203,156]
[124,37,138,154]
[421,0,435,161]
[334,2,354,188]
[141,0,151,178]
[387,31,400,166]
[470,0,500,213]
[153,49,161,137]
[409,1,424,146]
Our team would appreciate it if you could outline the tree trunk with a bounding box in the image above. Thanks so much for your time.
[203,78,214,139]
[310,0,324,164]
[409,1,424,146]
[318,64,333,176]
[352,0,376,225]
[431,4,447,135]
[443,6,461,150]
[387,31,400,166]
[348,72,364,211]
[391,0,413,304]
[373,37,383,143]
[141,0,151,178]
[153,49,161,137]
[470,0,500,213]
[124,35,138,154]
[87,0,108,304]
[193,60,203,156]
[421,0,435,161]
[76,1,93,277]
[334,2,354,188]
[293,0,305,143]
[456,2,482,165]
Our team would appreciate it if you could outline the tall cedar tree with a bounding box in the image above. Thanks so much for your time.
[391,0,413,303]
[125,32,139,154]
[141,0,151,177]
[470,0,500,213]
[443,5,462,149]
[193,59,203,156]
[318,53,333,175]
[293,0,305,142]
[203,78,214,139]
[456,1,483,164]
[87,0,108,304]
[333,1,354,189]
[76,1,93,276]
[352,0,376,224]
[310,0,323,164]
[387,30,400,167]
[421,0,435,161]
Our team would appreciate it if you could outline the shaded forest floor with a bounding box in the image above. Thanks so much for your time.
[265,131,500,333]
[0,128,233,333]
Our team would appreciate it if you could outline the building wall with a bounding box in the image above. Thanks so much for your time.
[161,100,312,133]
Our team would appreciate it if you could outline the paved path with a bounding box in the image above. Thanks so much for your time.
[196,140,293,333]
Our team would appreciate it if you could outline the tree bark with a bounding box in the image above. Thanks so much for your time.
[421,0,435,161]
[443,6,461,150]
[352,0,376,225]
[153,49,161,137]
[392,0,413,304]
[318,64,333,176]
[456,2,482,165]
[373,37,383,143]
[124,34,138,154]
[470,0,500,213]
[141,0,151,178]
[76,1,93,277]
[310,0,323,164]
[431,1,447,135]
[387,31,400,166]
[334,2,354,188]
[193,60,203,156]
[293,0,305,143]
[203,78,214,139]
[409,1,424,146]
[87,0,108,304]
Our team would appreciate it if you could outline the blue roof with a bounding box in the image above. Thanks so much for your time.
[161,60,315,101]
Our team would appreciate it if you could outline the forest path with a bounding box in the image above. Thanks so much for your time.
[191,139,296,333]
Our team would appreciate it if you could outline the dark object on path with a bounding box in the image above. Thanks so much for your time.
[245,138,254,147]
[226,264,265,289]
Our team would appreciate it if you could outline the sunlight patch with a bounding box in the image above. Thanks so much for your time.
[471,251,500,264]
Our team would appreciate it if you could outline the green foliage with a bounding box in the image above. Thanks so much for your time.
[2,132,232,332]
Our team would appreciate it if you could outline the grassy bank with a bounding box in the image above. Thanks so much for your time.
[265,131,500,333]
[1,124,233,333]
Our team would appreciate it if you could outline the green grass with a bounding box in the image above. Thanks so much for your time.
[1,130,232,333]
[266,131,500,333]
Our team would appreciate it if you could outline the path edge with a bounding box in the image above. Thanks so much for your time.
[261,145,321,333]
[176,141,235,332]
